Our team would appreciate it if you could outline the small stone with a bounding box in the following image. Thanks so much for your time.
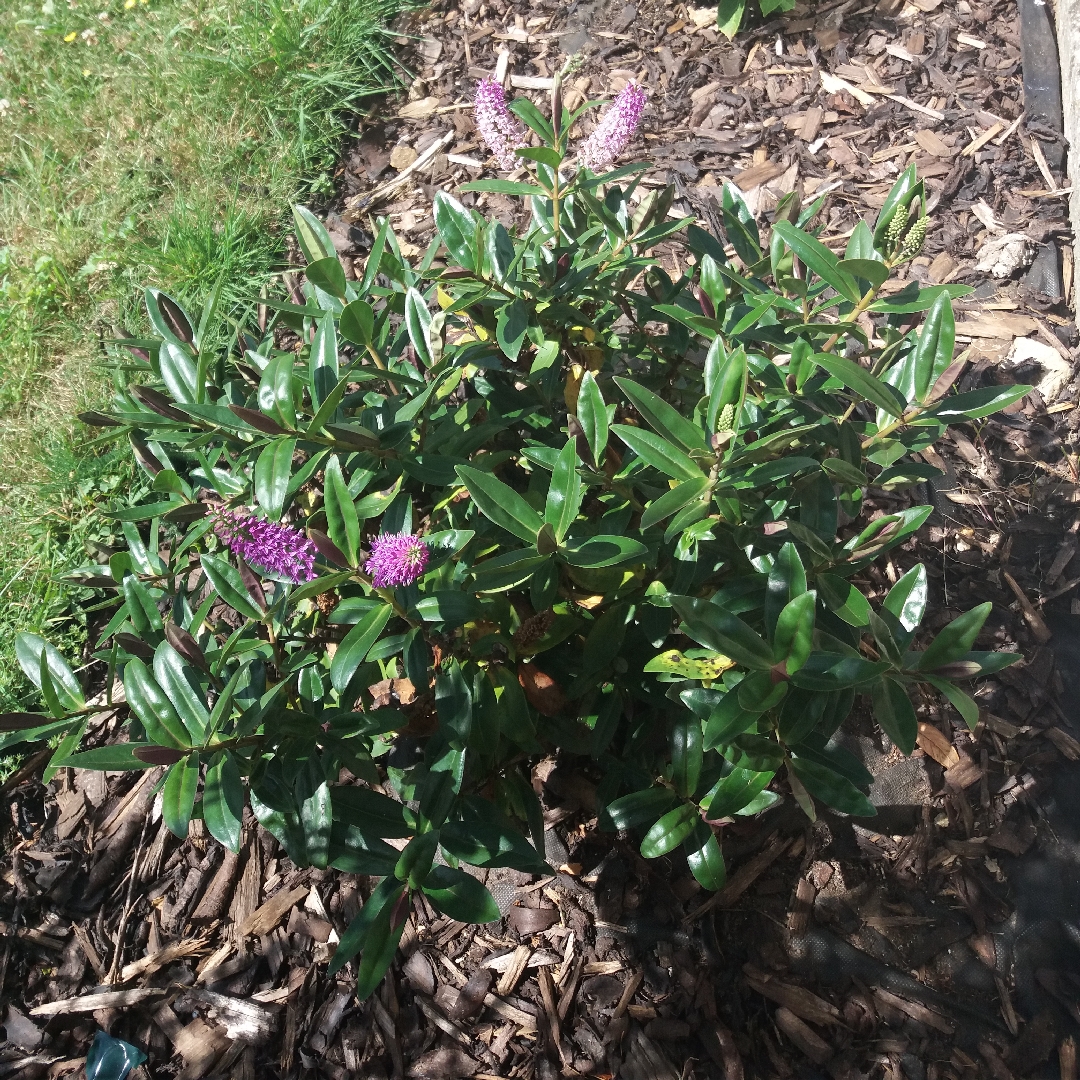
[390,144,419,171]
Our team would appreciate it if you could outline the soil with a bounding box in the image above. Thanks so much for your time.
[5,1,1080,1079]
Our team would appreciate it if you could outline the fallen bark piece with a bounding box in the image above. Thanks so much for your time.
[31,988,165,1017]
[699,1019,745,1080]
[236,886,309,938]
[1003,571,1053,643]
[174,1017,232,1080]
[121,935,210,982]
[744,967,841,1027]
[873,988,954,1034]
[774,1006,833,1065]
[192,988,276,1042]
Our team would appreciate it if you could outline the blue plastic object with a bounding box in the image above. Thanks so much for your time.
[85,1031,147,1080]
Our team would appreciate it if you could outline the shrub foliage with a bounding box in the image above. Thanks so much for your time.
[8,88,1024,998]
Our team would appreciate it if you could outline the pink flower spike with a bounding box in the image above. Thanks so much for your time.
[213,509,316,584]
[474,77,527,171]
[364,532,430,589]
[577,81,647,172]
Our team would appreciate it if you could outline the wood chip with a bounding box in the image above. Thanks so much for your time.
[744,967,841,1027]
[872,988,954,1034]
[236,886,309,938]
[495,945,531,996]
[31,988,165,1017]
[774,1006,833,1065]
[917,722,961,769]
[914,129,954,158]
[963,123,1004,157]
[121,936,209,983]
[1046,727,1080,761]
[1003,571,1053,643]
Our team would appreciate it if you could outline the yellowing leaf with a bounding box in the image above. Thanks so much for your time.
[645,650,736,680]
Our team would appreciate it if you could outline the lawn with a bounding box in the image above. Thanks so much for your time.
[0,0,406,711]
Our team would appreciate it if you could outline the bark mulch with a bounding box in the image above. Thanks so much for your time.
[4,1,1080,1078]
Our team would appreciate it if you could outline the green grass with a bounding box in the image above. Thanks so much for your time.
[0,0,406,710]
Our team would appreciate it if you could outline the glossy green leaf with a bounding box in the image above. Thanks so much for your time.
[257,352,297,429]
[684,821,726,890]
[812,351,906,417]
[773,221,860,303]
[496,299,528,361]
[765,541,806,636]
[612,425,703,481]
[330,604,393,692]
[162,755,200,838]
[254,437,295,522]
[871,676,918,754]
[153,641,209,744]
[640,801,699,859]
[123,658,189,748]
[702,764,775,819]
[405,287,433,367]
[440,820,550,874]
[356,887,408,1000]
[200,555,264,619]
[293,204,338,263]
[912,290,954,402]
[789,755,875,817]
[323,454,360,567]
[641,477,710,530]
[672,596,773,670]
[296,755,332,869]
[773,591,816,674]
[791,654,890,691]
[873,164,919,247]
[545,440,583,542]
[433,191,478,272]
[928,384,1031,422]
[203,751,244,852]
[53,744,159,771]
[817,574,872,626]
[15,633,84,713]
[671,716,703,798]
[422,864,500,923]
[436,659,473,750]
[918,602,992,672]
[310,312,339,408]
[722,182,760,265]
[159,341,198,404]
[340,298,375,346]
[329,874,403,976]
[614,377,708,453]
[456,464,544,543]
[304,256,348,300]
[600,787,678,831]
[577,371,608,468]
[562,535,648,568]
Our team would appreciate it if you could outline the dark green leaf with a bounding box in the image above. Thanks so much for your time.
[576,372,608,469]
[456,464,544,544]
[123,658,189,748]
[702,765,774,819]
[200,555,264,620]
[789,756,875,816]
[615,377,709,453]
[640,802,699,859]
[328,875,403,976]
[15,633,84,712]
[433,191,478,272]
[293,204,338,262]
[162,755,199,839]
[671,716,703,798]
[773,591,816,674]
[871,677,918,754]
[928,385,1031,422]
[305,256,348,300]
[561,535,649,568]
[323,455,360,567]
[641,476,710,530]
[404,288,433,367]
[340,299,375,346]
[254,437,295,522]
[55,743,159,771]
[203,751,244,852]
[918,602,992,671]
[817,574,871,627]
[684,821,726,890]
[612,425,703,481]
[330,604,394,692]
[153,642,209,744]
[773,221,860,303]
[545,440,583,543]
[672,596,773,670]
[422,864,500,923]
[600,787,678,832]
[812,351,906,417]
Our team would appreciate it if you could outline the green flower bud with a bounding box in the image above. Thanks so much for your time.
[717,403,736,433]
[899,215,929,259]
[884,202,910,251]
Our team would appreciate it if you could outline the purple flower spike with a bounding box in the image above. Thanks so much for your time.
[474,77,527,171]
[365,532,430,589]
[213,509,316,584]
[577,81,647,172]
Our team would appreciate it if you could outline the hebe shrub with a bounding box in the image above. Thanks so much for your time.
[10,80,1024,997]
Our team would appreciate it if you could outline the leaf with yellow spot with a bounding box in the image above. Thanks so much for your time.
[644,650,736,680]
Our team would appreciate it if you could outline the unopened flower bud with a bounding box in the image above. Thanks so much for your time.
[900,215,930,258]
[884,202,910,250]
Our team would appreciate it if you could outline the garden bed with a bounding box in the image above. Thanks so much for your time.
[4,2,1080,1079]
